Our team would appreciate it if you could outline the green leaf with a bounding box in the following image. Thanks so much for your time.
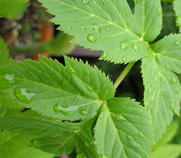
[0,37,9,66]
[152,144,181,158]
[75,119,98,158]
[0,56,114,121]
[30,119,98,156]
[153,120,179,150]
[0,116,80,137]
[0,0,29,19]
[39,0,162,63]
[0,131,53,158]
[174,0,181,33]
[32,134,76,155]
[142,34,181,141]
[94,98,153,158]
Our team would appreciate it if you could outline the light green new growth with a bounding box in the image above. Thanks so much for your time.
[39,0,162,64]
[142,34,181,141]
[174,0,181,33]
[0,0,29,19]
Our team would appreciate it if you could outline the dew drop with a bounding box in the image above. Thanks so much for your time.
[105,27,110,32]
[176,87,180,94]
[127,135,132,141]
[135,0,141,4]
[101,51,108,59]
[5,74,15,83]
[84,70,90,75]
[92,24,101,33]
[116,115,127,122]
[174,40,180,46]
[79,109,88,115]
[138,132,144,137]
[90,14,94,17]
[120,42,128,50]
[53,103,69,115]
[171,76,177,84]
[67,67,75,73]
[176,15,181,27]
[126,11,131,17]
[27,70,33,76]
[85,142,89,146]
[80,25,86,32]
[165,65,169,70]
[87,34,97,43]
[133,44,139,51]
[67,26,72,31]
[14,88,35,103]
[81,0,90,4]
[100,113,104,119]
[158,8,162,16]
[122,57,126,62]
[101,0,105,5]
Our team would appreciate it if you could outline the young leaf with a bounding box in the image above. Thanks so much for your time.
[94,98,153,158]
[0,0,29,19]
[0,56,114,121]
[0,37,9,66]
[39,0,162,63]
[174,0,181,33]
[142,34,181,141]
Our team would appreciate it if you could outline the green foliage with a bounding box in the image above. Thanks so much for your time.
[0,131,53,158]
[152,144,181,158]
[0,0,29,19]
[39,0,162,64]
[94,98,153,158]
[0,56,153,157]
[142,34,181,141]
[174,0,181,33]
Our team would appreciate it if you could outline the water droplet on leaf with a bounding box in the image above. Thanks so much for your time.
[139,132,144,137]
[116,115,127,122]
[53,103,69,115]
[92,24,101,33]
[133,44,139,51]
[14,88,35,103]
[120,42,128,50]
[158,8,162,16]
[176,16,181,27]
[122,57,126,62]
[81,0,90,4]
[67,26,72,31]
[100,113,104,119]
[87,34,97,43]
[5,74,15,83]
[101,51,108,59]
[79,109,88,115]
[80,25,86,32]
[174,40,180,46]
[101,0,105,5]
[105,27,110,32]
[171,76,177,84]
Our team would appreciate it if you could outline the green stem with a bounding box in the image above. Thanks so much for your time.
[113,62,135,89]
